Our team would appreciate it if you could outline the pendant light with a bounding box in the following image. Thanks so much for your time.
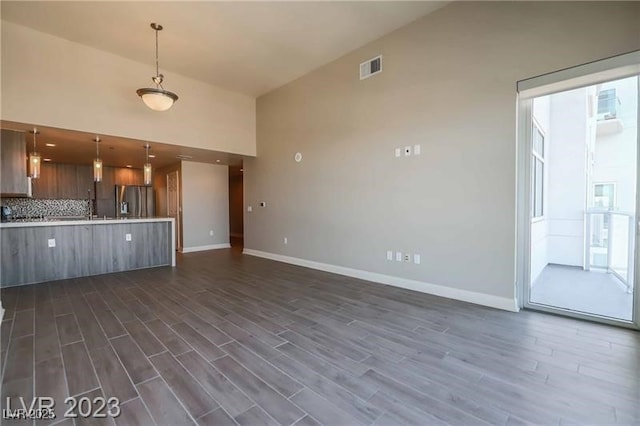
[143,144,152,185]
[136,23,178,111]
[93,136,103,182]
[28,128,41,179]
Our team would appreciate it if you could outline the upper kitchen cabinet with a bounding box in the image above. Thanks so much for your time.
[31,162,57,199]
[115,167,143,186]
[32,163,95,199]
[96,166,115,199]
[0,129,30,196]
[56,163,78,199]
[76,165,93,199]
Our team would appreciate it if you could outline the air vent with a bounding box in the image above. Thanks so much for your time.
[176,154,193,160]
[360,55,382,80]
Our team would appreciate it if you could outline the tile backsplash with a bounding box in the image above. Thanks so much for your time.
[1,198,90,218]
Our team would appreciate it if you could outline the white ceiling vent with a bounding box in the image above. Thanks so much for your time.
[360,55,382,80]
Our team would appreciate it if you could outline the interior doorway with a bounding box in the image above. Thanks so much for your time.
[229,165,244,250]
[519,68,639,326]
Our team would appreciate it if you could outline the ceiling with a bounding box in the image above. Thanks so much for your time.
[1,2,447,170]
[1,121,244,170]
[0,1,447,97]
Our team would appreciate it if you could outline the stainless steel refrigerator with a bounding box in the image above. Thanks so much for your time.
[115,185,155,218]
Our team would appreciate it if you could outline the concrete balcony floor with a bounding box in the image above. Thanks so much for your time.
[531,264,633,321]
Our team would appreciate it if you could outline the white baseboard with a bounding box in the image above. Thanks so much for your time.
[181,243,231,253]
[243,249,519,312]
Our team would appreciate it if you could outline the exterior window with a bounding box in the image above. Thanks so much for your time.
[593,183,615,209]
[597,89,618,120]
[531,124,545,218]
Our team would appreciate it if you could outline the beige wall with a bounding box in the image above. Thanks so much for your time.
[181,161,229,250]
[1,21,256,156]
[245,1,640,307]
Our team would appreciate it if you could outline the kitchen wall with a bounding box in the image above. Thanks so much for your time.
[244,1,640,310]
[1,21,256,156]
[181,161,229,252]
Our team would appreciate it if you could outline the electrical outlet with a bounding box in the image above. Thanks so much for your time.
[247,206,253,212]
[386,250,393,261]
[404,146,412,156]
[209,230,214,236]
[404,253,411,262]
[394,148,401,158]
[48,238,56,248]
[414,254,421,264]
[395,251,402,262]
[284,237,288,244]
[125,233,132,241]
[260,201,267,207]
[413,144,421,155]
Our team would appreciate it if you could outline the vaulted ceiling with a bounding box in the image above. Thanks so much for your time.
[1,1,447,97]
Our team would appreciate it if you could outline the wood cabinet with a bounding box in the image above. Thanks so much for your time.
[0,129,30,196]
[76,165,94,200]
[1,221,172,286]
[115,167,143,186]
[56,164,78,199]
[29,162,143,208]
[31,162,58,199]
[32,163,96,200]
[96,166,115,199]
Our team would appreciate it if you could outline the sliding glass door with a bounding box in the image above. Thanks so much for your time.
[517,53,640,328]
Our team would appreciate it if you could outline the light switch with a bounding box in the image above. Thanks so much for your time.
[395,148,401,158]
[125,233,132,241]
[414,254,421,264]
[247,206,253,212]
[386,250,393,261]
[209,230,214,236]
[395,251,402,262]
[413,144,421,155]
[48,238,56,248]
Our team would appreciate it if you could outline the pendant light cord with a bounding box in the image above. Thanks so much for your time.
[32,129,37,153]
[155,28,160,82]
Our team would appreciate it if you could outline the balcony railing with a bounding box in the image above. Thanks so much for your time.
[585,210,635,293]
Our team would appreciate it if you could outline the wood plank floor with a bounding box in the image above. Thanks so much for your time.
[1,248,639,426]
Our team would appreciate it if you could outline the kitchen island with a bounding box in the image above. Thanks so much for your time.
[0,217,175,287]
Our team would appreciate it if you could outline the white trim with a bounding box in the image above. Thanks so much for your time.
[518,51,640,99]
[181,243,231,253]
[243,249,519,312]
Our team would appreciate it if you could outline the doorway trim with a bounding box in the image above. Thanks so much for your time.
[516,52,640,329]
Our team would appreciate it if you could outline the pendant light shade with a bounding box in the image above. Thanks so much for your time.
[144,144,152,185]
[29,129,41,179]
[137,88,178,112]
[137,23,178,111]
[93,136,102,182]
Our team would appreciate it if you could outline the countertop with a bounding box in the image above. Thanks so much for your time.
[0,217,175,228]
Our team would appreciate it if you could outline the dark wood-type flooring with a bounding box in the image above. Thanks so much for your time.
[1,249,639,425]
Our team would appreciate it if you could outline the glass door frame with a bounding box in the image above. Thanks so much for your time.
[515,55,640,329]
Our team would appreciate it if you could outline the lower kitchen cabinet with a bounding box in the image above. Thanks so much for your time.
[0,219,173,287]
